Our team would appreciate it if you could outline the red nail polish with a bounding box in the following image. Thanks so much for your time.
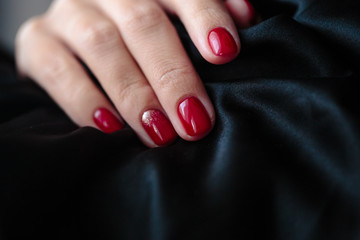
[178,97,212,137]
[142,110,177,146]
[93,108,123,133]
[208,27,237,56]
[244,0,259,25]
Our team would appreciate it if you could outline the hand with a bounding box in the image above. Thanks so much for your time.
[15,0,258,147]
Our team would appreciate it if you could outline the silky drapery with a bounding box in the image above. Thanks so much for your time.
[1,0,359,239]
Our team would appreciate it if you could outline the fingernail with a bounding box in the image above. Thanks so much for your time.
[142,110,177,146]
[244,0,261,25]
[208,27,237,56]
[178,97,212,137]
[93,108,124,133]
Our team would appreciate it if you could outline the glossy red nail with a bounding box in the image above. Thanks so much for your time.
[244,0,260,25]
[93,108,123,133]
[178,97,212,137]
[142,110,177,146]
[208,27,237,56]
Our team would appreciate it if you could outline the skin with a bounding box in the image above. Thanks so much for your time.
[15,0,257,147]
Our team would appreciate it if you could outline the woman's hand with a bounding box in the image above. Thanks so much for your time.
[15,0,258,147]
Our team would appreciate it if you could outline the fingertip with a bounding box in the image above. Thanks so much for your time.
[225,0,261,29]
[206,27,241,65]
[93,107,124,133]
[141,109,178,147]
[168,0,241,65]
[176,96,215,141]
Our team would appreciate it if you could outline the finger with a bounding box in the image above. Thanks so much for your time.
[162,0,240,65]
[225,0,260,28]
[46,0,177,147]
[15,17,124,133]
[98,0,215,141]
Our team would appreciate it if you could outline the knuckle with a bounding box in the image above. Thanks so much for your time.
[39,54,70,85]
[15,16,46,73]
[16,16,44,43]
[80,21,119,50]
[193,6,220,23]
[123,5,165,33]
[116,79,148,105]
[195,5,218,15]
[62,82,89,106]
[156,64,194,91]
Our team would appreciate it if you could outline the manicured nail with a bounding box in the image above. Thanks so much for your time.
[93,108,124,133]
[142,110,177,146]
[244,0,261,25]
[178,97,212,137]
[208,27,237,56]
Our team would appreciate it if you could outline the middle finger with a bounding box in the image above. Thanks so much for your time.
[98,0,215,140]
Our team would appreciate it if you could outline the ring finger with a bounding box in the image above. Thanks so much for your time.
[98,0,215,141]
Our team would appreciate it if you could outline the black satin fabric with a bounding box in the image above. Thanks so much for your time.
[1,0,360,239]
